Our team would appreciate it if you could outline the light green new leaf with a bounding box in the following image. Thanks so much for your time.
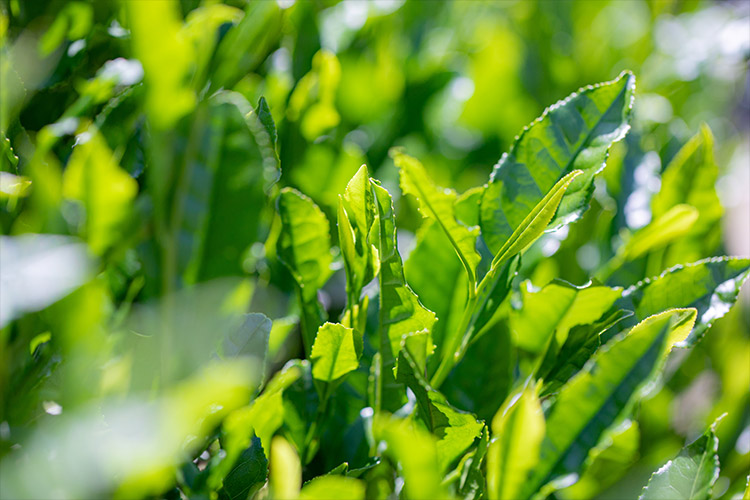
[639,416,723,500]
[372,414,450,500]
[126,0,195,129]
[521,308,697,499]
[480,71,635,255]
[311,322,362,383]
[489,169,583,270]
[270,436,302,500]
[396,338,483,472]
[299,476,365,500]
[372,181,436,411]
[63,128,137,255]
[510,280,622,353]
[651,124,723,265]
[621,204,698,261]
[277,188,333,354]
[394,150,481,288]
[623,257,750,346]
[338,165,378,312]
[487,385,545,500]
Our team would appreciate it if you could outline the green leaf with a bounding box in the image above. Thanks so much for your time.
[270,436,301,500]
[396,337,483,472]
[0,234,94,327]
[510,280,622,353]
[559,419,640,500]
[651,124,723,265]
[221,437,267,500]
[487,385,545,500]
[639,416,723,500]
[522,308,697,498]
[539,309,633,396]
[622,257,750,346]
[394,150,481,288]
[126,0,195,129]
[372,180,436,412]
[622,204,699,261]
[181,92,280,283]
[277,188,333,354]
[480,71,635,255]
[220,313,271,362]
[209,361,302,489]
[456,426,489,500]
[432,170,580,389]
[210,1,282,91]
[311,322,362,383]
[372,414,450,500]
[299,476,365,500]
[62,128,138,255]
[338,165,378,315]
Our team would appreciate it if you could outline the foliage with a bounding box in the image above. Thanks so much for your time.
[1,1,749,499]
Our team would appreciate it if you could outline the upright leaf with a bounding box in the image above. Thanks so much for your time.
[480,71,635,254]
[372,181,436,411]
[487,385,545,500]
[63,128,138,254]
[521,308,697,498]
[394,150,481,288]
[270,436,302,500]
[310,322,362,383]
[396,338,483,472]
[372,414,449,500]
[639,416,723,500]
[277,188,333,354]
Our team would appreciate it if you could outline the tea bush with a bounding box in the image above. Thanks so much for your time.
[1,1,749,499]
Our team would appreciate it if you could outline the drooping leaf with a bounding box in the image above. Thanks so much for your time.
[639,416,723,500]
[372,180,436,411]
[299,475,365,500]
[311,322,362,383]
[487,385,545,500]
[480,71,635,255]
[277,188,333,354]
[62,128,138,254]
[521,308,698,498]
[621,257,750,346]
[394,149,481,287]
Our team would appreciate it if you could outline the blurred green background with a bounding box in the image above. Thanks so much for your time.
[1,0,749,498]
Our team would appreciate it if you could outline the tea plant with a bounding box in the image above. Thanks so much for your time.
[1,2,749,500]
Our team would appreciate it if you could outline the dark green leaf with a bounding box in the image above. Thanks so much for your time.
[221,437,267,500]
[639,416,723,500]
[480,71,635,255]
